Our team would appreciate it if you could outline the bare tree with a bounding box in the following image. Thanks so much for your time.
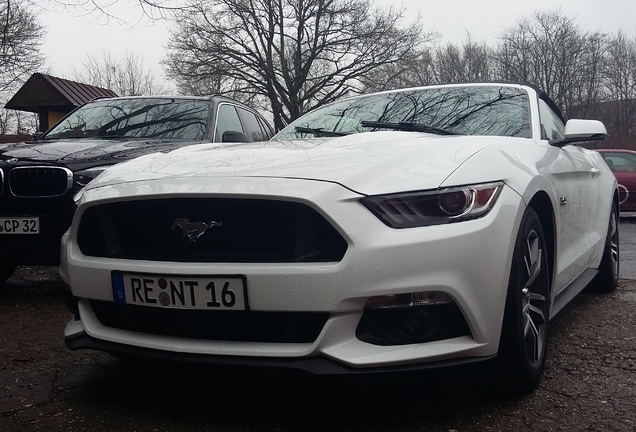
[492,9,604,114]
[0,92,37,135]
[358,48,437,93]
[71,50,171,96]
[28,0,187,25]
[431,35,493,84]
[360,34,492,93]
[163,0,431,130]
[1,0,44,135]
[603,32,636,102]
[1,0,45,92]
[594,32,636,148]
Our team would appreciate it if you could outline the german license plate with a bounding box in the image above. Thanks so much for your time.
[112,272,248,310]
[0,217,39,234]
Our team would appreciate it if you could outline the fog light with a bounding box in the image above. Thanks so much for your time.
[395,309,434,341]
[357,292,471,346]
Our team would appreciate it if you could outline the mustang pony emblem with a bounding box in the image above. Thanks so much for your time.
[171,218,222,242]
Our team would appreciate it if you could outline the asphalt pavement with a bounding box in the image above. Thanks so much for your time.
[619,215,636,279]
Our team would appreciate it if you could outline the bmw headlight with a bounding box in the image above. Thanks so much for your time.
[361,181,503,228]
[75,165,115,188]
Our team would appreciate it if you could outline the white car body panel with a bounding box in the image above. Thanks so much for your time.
[88,132,497,196]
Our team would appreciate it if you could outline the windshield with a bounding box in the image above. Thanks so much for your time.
[43,98,212,141]
[274,86,531,140]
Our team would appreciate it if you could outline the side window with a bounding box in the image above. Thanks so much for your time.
[257,117,275,139]
[237,107,271,141]
[215,104,244,142]
[604,153,636,172]
[538,99,565,141]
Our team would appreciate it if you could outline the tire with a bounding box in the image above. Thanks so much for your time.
[0,261,17,285]
[589,202,619,293]
[496,207,551,395]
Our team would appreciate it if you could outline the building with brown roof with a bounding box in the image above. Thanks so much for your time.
[4,73,118,132]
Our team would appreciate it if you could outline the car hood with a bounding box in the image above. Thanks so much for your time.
[88,132,519,195]
[0,138,201,170]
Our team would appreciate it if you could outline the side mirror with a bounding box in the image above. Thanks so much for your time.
[550,119,607,147]
[222,131,250,143]
[30,132,45,142]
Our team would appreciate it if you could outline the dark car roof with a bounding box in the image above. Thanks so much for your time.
[85,94,265,117]
[90,94,250,105]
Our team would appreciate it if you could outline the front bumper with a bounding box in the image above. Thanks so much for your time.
[65,319,497,375]
[61,177,524,370]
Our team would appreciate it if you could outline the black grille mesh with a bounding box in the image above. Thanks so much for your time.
[78,198,348,262]
[9,167,72,197]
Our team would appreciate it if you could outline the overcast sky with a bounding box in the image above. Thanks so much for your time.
[38,0,636,87]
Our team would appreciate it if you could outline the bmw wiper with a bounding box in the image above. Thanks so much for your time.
[360,121,461,136]
[294,126,350,137]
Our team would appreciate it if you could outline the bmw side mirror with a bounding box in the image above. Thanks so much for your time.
[30,132,45,142]
[222,131,250,143]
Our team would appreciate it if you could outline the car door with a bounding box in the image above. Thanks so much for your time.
[538,99,600,292]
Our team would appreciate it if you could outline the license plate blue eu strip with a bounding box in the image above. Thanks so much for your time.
[112,272,126,304]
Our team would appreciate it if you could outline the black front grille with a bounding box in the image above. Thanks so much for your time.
[78,198,348,262]
[90,300,329,343]
[9,166,73,197]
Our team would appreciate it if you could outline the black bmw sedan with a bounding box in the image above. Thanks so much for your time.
[0,95,274,283]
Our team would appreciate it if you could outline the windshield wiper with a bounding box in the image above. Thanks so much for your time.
[92,135,129,140]
[359,121,461,136]
[294,126,350,137]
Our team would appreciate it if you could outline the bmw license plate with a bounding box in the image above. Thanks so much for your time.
[0,217,39,234]
[112,272,248,310]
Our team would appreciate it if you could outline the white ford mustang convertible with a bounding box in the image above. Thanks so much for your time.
[60,82,619,394]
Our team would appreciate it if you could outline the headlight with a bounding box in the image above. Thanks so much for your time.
[361,181,503,228]
[75,165,115,188]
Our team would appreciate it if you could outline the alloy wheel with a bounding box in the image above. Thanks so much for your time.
[609,209,619,278]
[522,229,548,368]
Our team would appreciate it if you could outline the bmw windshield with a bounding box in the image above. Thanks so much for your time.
[42,98,212,141]
[275,86,531,140]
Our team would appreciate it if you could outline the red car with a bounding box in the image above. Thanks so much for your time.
[597,149,636,212]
